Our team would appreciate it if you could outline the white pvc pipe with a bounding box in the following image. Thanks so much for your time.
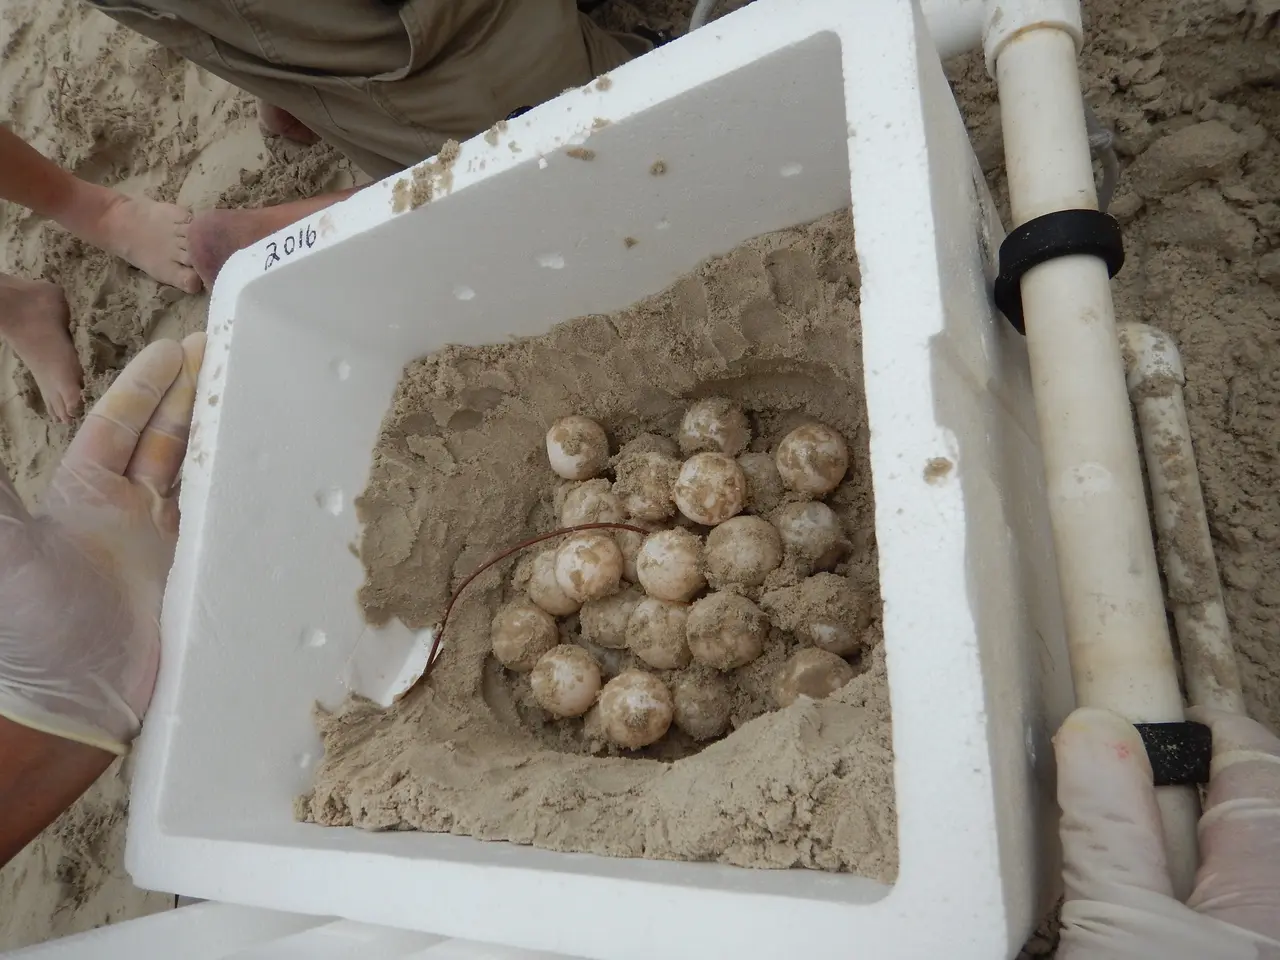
[920,0,984,59]
[993,23,1200,898]
[982,0,1082,76]
[1118,324,1245,715]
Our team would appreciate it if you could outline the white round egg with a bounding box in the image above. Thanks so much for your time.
[635,528,706,602]
[775,422,849,496]
[546,416,609,481]
[679,398,751,457]
[554,532,624,602]
[526,548,582,616]
[491,601,560,672]
[598,670,674,749]
[530,645,602,717]
[673,453,746,526]
[704,515,783,588]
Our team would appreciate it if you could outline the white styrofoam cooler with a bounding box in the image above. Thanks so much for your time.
[129,2,1076,958]
[2,904,545,960]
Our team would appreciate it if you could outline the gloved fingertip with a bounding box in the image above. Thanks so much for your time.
[130,339,187,383]
[1055,707,1175,901]
[1185,708,1280,938]
[179,332,206,381]
[1054,707,1152,772]
[1186,706,1280,758]
[60,341,187,479]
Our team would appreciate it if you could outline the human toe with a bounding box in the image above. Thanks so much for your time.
[175,266,203,295]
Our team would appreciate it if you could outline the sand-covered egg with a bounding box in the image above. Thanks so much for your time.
[737,451,784,514]
[615,523,653,583]
[598,670,673,749]
[491,600,559,671]
[554,532,624,602]
[526,548,582,616]
[705,515,783,588]
[546,415,609,481]
[678,398,751,456]
[613,452,680,522]
[686,592,769,670]
[579,586,643,650]
[671,670,732,740]
[560,478,625,527]
[775,422,849,496]
[614,432,679,461]
[635,528,706,602]
[626,597,692,670]
[673,453,746,526]
[773,500,846,570]
[531,645,602,717]
[761,573,873,657]
[773,647,856,707]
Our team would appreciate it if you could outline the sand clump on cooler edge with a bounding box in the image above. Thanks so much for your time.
[298,210,899,879]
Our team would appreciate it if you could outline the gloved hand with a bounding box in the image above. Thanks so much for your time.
[0,334,205,755]
[1056,705,1280,959]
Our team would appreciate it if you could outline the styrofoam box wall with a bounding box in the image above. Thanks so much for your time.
[4,904,522,960]
[129,3,1076,958]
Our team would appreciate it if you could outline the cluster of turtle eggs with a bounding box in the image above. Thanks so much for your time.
[490,398,870,751]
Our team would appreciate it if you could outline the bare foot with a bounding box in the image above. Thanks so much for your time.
[186,209,273,288]
[187,188,359,287]
[67,193,203,295]
[0,275,83,422]
[258,100,320,146]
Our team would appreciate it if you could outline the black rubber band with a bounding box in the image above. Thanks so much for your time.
[994,209,1125,334]
[1134,721,1213,787]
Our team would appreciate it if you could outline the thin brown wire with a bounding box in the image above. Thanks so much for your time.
[410,521,651,693]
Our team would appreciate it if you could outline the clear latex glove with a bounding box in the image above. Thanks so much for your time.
[0,334,205,755]
[1056,706,1280,960]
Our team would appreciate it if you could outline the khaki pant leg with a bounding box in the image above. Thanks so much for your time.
[356,4,647,165]
[85,1,647,180]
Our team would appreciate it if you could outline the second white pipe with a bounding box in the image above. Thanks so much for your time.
[994,26,1200,897]
[1118,324,1245,715]
[920,0,984,59]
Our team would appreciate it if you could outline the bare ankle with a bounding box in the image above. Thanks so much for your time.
[50,182,124,243]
